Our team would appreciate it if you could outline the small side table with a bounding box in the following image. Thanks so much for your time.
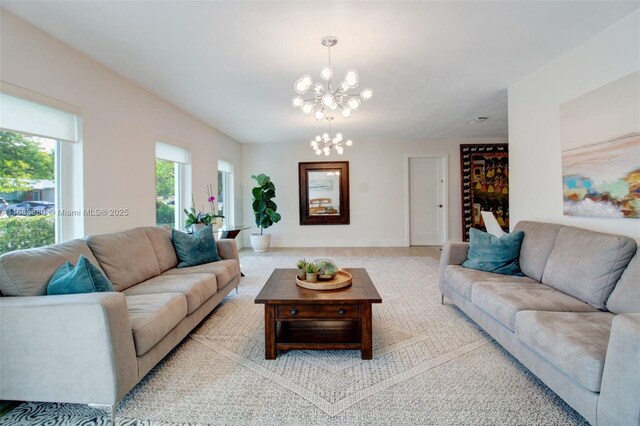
[214,225,250,276]
[214,224,251,239]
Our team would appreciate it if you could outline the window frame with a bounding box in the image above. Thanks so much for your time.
[217,160,234,224]
[155,141,191,231]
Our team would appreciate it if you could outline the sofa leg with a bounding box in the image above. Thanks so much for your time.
[88,403,115,425]
[236,286,239,294]
[441,294,444,305]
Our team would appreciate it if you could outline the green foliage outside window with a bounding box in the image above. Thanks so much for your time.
[155,201,175,228]
[155,159,175,199]
[0,131,54,193]
[0,216,55,254]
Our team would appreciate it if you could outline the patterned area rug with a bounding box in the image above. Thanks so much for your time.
[1,255,587,425]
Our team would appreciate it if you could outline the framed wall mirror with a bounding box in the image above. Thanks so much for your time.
[299,161,350,225]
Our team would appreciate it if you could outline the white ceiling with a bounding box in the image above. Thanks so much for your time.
[2,1,639,144]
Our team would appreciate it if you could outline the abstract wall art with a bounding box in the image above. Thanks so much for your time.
[560,71,640,219]
[460,144,509,241]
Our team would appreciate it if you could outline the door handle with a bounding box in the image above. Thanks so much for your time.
[438,204,443,208]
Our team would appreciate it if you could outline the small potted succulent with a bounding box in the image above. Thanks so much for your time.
[296,259,308,280]
[305,262,320,283]
[315,259,339,280]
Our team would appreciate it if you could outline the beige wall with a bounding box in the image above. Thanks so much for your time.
[508,11,640,240]
[242,137,506,247]
[0,10,243,237]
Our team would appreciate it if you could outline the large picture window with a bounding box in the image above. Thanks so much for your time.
[0,91,81,254]
[156,142,190,230]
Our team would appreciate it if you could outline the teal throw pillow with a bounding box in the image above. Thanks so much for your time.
[462,228,525,276]
[172,225,220,268]
[47,255,114,295]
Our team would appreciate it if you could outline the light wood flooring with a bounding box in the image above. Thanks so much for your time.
[239,246,442,262]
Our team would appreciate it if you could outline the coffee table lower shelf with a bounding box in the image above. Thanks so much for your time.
[276,320,362,351]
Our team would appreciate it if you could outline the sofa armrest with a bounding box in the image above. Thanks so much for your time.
[597,313,640,426]
[439,241,470,292]
[0,292,138,405]
[217,238,239,263]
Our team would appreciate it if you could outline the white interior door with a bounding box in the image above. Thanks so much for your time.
[409,157,446,245]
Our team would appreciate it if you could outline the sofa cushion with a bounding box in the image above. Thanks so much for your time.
[0,239,105,296]
[163,259,240,289]
[123,273,217,314]
[513,221,564,282]
[471,282,597,331]
[444,265,537,300]
[462,228,525,276]
[143,226,178,272]
[172,226,220,268]
[126,293,187,356]
[47,256,114,295]
[87,228,161,292]
[606,251,640,314]
[542,226,636,310]
[516,311,614,392]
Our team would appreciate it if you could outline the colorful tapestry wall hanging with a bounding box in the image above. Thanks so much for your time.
[460,144,509,242]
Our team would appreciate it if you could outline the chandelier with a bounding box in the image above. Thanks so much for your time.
[310,117,352,156]
[292,36,373,120]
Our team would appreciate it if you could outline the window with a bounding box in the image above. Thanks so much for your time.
[156,142,190,229]
[218,160,234,222]
[0,91,81,254]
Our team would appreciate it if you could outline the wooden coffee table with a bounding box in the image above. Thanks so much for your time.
[255,268,382,360]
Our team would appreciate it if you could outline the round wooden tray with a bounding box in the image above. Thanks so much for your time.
[296,270,352,291]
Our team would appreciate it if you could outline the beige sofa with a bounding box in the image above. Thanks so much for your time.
[439,221,639,425]
[0,226,240,416]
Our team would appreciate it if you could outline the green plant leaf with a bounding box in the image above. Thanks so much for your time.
[252,187,263,200]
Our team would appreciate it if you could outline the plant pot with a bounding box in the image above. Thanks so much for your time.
[306,272,318,283]
[250,234,271,252]
[297,269,307,280]
[191,223,206,233]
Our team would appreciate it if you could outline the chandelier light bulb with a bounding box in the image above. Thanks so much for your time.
[322,93,334,107]
[314,110,325,120]
[335,132,343,142]
[323,146,331,155]
[315,135,322,142]
[300,74,312,86]
[345,69,359,88]
[320,66,333,81]
[313,83,324,94]
[340,81,349,92]
[291,96,304,108]
[329,101,338,110]
[345,139,353,146]
[302,102,313,114]
[361,88,374,100]
[347,97,361,110]
[322,132,330,140]
[311,140,318,148]
[337,146,344,155]
[341,108,351,118]
[315,149,322,156]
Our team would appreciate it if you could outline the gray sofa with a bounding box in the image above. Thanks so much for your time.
[0,226,241,416]
[439,221,639,426]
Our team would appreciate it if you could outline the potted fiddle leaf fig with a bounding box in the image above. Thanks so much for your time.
[250,173,282,252]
